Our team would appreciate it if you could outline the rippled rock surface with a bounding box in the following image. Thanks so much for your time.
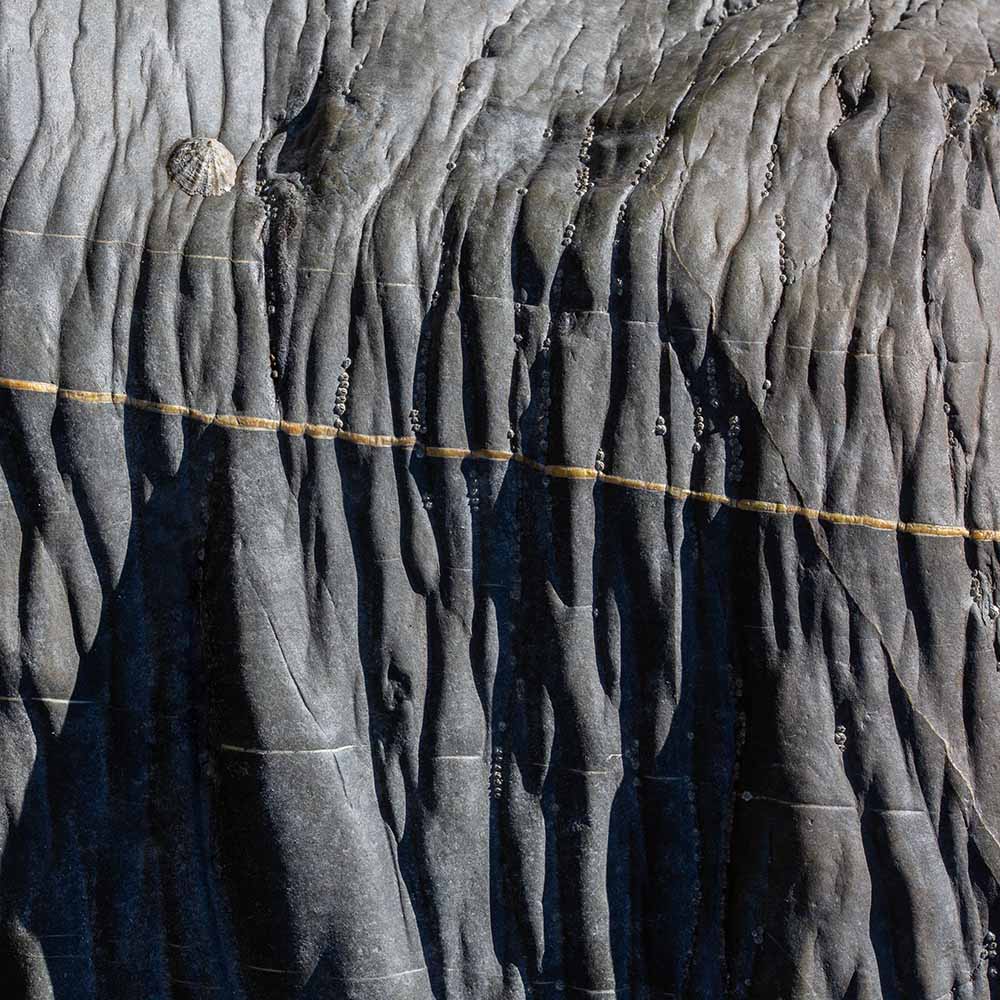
[3,2,1000,998]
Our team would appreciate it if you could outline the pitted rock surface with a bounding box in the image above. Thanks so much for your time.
[3,2,1000,999]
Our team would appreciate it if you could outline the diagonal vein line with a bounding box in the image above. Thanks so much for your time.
[0,374,996,542]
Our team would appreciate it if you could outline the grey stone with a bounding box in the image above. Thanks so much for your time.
[2,2,1000,999]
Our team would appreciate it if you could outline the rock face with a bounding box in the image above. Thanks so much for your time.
[3,1,1000,998]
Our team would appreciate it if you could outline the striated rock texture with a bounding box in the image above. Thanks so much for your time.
[4,1,1000,998]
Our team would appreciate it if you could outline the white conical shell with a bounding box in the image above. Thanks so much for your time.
[167,137,237,196]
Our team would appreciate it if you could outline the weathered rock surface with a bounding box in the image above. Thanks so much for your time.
[3,1,1000,998]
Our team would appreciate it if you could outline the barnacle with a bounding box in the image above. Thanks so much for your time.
[167,137,237,196]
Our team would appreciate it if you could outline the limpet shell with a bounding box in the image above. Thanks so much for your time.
[167,137,237,196]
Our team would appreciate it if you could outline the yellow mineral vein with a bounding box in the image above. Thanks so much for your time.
[1,374,996,542]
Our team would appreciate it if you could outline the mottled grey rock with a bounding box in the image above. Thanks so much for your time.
[3,2,1000,999]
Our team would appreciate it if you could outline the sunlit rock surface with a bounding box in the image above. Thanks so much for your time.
[3,1,1000,998]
